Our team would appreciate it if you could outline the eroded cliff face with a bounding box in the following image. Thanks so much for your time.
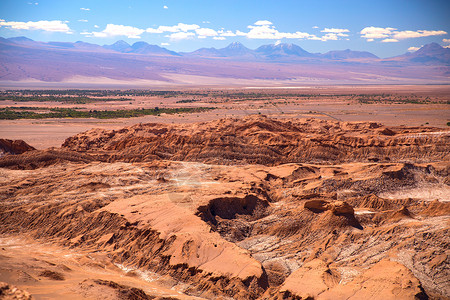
[61,115,449,165]
[0,138,35,157]
[1,116,449,299]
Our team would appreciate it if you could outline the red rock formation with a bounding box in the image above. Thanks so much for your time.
[62,115,450,165]
[0,138,35,156]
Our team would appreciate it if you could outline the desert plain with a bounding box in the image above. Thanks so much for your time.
[0,85,449,300]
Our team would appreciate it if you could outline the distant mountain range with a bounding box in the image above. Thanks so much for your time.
[0,36,449,85]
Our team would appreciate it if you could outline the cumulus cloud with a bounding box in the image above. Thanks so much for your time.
[78,19,88,22]
[80,20,352,42]
[312,26,319,29]
[161,42,170,46]
[393,30,447,39]
[237,22,343,41]
[0,20,72,33]
[321,28,349,34]
[254,20,273,26]
[381,38,398,42]
[245,22,314,40]
[80,7,90,11]
[195,28,218,37]
[443,38,450,43]
[408,46,421,52]
[361,26,447,42]
[86,24,145,38]
[166,31,195,40]
[219,30,236,37]
[147,23,200,34]
[163,5,168,9]
[360,26,396,39]
[320,33,339,41]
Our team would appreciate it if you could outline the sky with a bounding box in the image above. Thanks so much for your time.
[0,0,449,58]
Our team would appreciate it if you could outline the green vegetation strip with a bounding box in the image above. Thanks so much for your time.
[0,96,132,104]
[0,107,215,120]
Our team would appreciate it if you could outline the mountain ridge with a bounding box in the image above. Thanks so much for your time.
[0,36,448,84]
[3,36,449,62]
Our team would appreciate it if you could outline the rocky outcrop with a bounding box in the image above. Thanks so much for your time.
[278,259,340,299]
[0,138,35,156]
[319,260,428,300]
[61,115,450,165]
[0,282,32,300]
[0,149,94,169]
[304,200,354,215]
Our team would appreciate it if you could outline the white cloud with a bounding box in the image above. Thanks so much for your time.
[142,21,349,42]
[408,46,421,52]
[78,19,88,22]
[146,27,163,33]
[321,28,349,34]
[213,36,226,40]
[163,5,168,9]
[195,28,218,37]
[443,38,450,43]
[312,26,319,29]
[219,30,236,37]
[0,20,72,33]
[80,7,90,11]
[229,21,344,41]
[94,25,99,28]
[393,30,447,39]
[166,31,195,40]
[254,20,272,26]
[360,26,396,39]
[307,35,323,41]
[245,23,313,40]
[147,23,200,34]
[381,38,398,42]
[361,26,447,42]
[241,22,338,41]
[202,21,210,24]
[245,24,280,39]
[161,42,170,46]
[320,33,339,41]
[87,24,145,38]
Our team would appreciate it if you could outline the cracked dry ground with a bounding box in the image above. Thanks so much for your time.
[0,115,449,299]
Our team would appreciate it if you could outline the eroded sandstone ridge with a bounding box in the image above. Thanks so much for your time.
[1,116,449,299]
[62,115,449,165]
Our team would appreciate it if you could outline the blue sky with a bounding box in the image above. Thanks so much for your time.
[0,0,449,57]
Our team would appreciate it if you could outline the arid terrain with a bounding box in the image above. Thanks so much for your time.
[1,85,449,149]
[0,87,449,300]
